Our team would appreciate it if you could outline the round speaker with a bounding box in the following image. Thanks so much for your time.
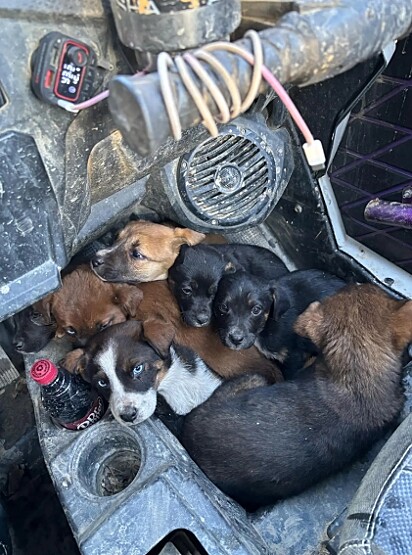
[174,119,293,230]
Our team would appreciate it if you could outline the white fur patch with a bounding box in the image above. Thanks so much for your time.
[96,246,116,257]
[96,342,157,426]
[158,348,222,415]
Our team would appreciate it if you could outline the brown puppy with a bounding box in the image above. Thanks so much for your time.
[91,221,206,283]
[38,265,143,346]
[52,266,281,381]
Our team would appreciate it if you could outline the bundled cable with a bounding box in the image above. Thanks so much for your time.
[156,31,325,170]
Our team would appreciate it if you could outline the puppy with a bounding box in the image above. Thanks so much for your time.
[37,265,143,346]
[169,243,289,328]
[6,300,57,354]
[55,267,282,381]
[214,269,345,374]
[71,320,223,425]
[181,284,410,510]
[91,220,205,283]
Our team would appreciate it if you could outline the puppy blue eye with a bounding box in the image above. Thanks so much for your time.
[182,286,192,296]
[131,364,144,378]
[251,305,262,316]
[131,249,145,260]
[98,378,109,388]
[66,327,76,336]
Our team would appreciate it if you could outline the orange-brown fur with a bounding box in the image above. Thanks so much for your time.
[294,283,412,426]
[40,266,143,345]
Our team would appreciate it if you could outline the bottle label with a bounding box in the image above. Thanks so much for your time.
[62,396,105,431]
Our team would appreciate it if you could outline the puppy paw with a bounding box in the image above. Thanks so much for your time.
[60,349,85,374]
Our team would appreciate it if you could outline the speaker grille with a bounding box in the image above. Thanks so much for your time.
[178,127,276,227]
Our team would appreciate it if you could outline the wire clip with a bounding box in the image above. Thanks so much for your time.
[302,139,326,171]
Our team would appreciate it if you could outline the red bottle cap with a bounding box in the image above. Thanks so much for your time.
[31,359,58,385]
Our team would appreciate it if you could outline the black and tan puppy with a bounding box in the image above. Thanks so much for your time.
[182,284,410,510]
[214,269,345,374]
[169,243,288,328]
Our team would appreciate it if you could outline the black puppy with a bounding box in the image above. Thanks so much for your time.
[213,269,345,375]
[168,243,288,328]
[6,305,56,354]
[182,284,410,510]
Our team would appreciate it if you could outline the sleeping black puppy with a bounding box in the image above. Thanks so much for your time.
[213,269,345,376]
[168,243,288,328]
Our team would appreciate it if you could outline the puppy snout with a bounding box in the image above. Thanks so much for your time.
[119,407,138,423]
[91,255,104,268]
[194,311,210,327]
[228,329,244,346]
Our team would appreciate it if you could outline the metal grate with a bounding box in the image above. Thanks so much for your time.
[177,128,275,227]
[330,36,412,275]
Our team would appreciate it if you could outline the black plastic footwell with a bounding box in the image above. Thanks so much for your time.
[0,132,66,321]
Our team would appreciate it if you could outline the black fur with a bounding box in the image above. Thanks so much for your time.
[168,243,288,328]
[182,283,409,511]
[6,306,56,354]
[213,269,345,375]
[155,397,186,438]
[181,368,397,511]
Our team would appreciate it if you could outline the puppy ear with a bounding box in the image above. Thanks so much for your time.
[113,284,143,318]
[60,348,89,375]
[294,301,324,347]
[173,227,206,247]
[142,319,175,359]
[392,300,412,351]
[31,294,54,325]
[270,284,290,320]
[224,261,237,274]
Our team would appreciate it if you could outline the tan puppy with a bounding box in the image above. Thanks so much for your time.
[91,221,205,283]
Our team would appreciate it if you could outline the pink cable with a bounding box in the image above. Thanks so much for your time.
[202,35,315,145]
[71,89,110,110]
[260,64,314,145]
[235,50,314,145]
[69,71,145,111]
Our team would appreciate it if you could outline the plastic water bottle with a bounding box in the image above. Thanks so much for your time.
[30,359,106,431]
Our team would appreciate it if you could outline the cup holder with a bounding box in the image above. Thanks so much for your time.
[75,426,142,497]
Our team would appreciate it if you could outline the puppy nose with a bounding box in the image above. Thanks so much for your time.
[91,255,104,268]
[228,331,244,345]
[119,408,138,423]
[195,312,209,326]
[13,340,23,351]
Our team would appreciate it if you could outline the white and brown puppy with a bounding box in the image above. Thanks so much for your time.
[67,320,222,426]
